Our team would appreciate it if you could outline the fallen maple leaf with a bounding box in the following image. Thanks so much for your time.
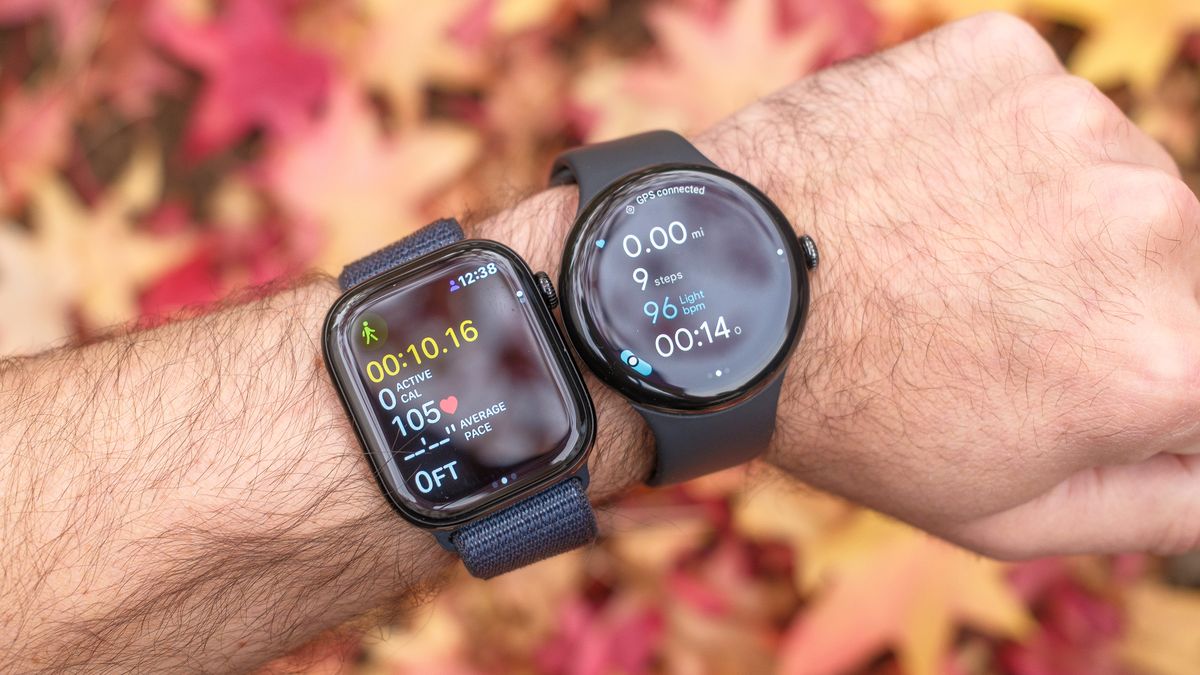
[573,0,835,140]
[733,473,854,564]
[1119,581,1200,675]
[0,221,74,356]
[89,0,183,118]
[0,85,74,213]
[1026,0,1200,93]
[149,0,332,158]
[778,511,1034,675]
[353,0,484,126]
[875,0,1200,92]
[999,562,1126,675]
[262,84,480,273]
[27,138,194,329]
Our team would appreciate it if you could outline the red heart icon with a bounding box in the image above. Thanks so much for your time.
[439,396,458,415]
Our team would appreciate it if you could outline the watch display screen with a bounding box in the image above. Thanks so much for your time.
[326,244,592,524]
[561,167,807,408]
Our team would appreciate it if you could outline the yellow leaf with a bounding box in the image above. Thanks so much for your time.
[0,223,73,356]
[778,511,1034,675]
[733,475,853,589]
[575,0,832,140]
[26,138,193,330]
[1120,581,1200,675]
[109,137,162,211]
[354,0,484,125]
[493,0,563,34]
[874,0,1200,92]
[1029,0,1200,92]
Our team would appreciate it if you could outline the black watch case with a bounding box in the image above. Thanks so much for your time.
[559,164,810,413]
[324,240,595,530]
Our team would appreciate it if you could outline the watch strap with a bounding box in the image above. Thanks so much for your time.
[552,132,783,485]
[338,218,465,291]
[637,373,785,486]
[452,478,596,579]
[338,217,598,578]
[550,130,716,212]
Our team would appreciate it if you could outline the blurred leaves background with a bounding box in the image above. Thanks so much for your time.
[1,0,1199,673]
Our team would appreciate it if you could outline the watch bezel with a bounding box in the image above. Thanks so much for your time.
[323,240,596,530]
[559,163,809,412]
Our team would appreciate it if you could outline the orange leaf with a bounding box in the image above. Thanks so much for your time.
[0,222,73,356]
[778,511,1034,675]
[25,138,194,330]
[574,0,834,140]
[1119,581,1200,675]
[263,84,480,273]
[354,0,484,126]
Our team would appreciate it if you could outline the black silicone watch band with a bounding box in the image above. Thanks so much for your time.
[340,218,597,577]
[550,130,716,207]
[636,375,785,485]
[552,130,783,486]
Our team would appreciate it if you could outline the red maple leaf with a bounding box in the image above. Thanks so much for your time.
[149,0,331,158]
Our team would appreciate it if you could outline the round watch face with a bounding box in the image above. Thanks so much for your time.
[325,242,594,527]
[560,165,808,410]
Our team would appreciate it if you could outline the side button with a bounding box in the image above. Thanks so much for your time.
[534,271,559,309]
[798,234,819,270]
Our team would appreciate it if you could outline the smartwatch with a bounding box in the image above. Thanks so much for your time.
[322,218,597,578]
[551,130,818,485]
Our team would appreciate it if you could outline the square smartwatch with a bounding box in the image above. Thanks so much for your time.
[323,219,596,578]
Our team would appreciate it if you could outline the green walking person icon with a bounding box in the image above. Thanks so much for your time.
[361,320,378,345]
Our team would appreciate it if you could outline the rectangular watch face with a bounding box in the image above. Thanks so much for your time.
[324,243,593,526]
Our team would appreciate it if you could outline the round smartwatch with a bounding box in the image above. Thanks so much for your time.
[322,218,597,578]
[552,130,818,485]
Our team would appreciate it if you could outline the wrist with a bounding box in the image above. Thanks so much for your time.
[697,95,855,483]
[468,189,657,501]
[1,278,453,672]
[469,114,842,492]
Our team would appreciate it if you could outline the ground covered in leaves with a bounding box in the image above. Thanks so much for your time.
[1,1,1198,673]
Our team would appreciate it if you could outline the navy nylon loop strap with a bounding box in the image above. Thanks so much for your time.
[451,478,596,579]
[338,217,597,578]
[338,218,465,291]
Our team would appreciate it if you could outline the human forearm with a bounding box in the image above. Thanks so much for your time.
[507,13,1200,561]
[0,281,440,672]
[6,10,1198,672]
[0,198,666,672]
